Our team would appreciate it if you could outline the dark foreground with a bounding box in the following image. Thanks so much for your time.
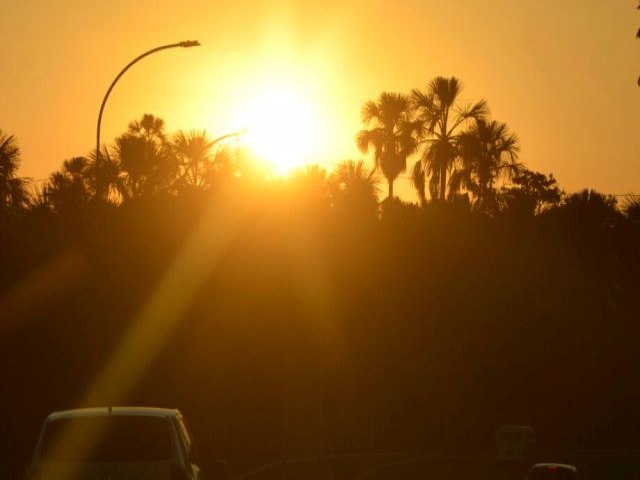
[230,452,640,480]
[5,440,640,480]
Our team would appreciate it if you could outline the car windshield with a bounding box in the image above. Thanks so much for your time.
[40,415,172,463]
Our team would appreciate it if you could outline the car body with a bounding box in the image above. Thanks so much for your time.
[27,407,200,480]
[528,463,578,480]
[496,424,536,461]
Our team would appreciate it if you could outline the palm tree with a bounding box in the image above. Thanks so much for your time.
[411,77,488,202]
[44,157,93,211]
[558,189,621,229]
[329,159,380,214]
[289,164,331,208]
[114,114,178,200]
[86,146,121,203]
[0,130,30,212]
[173,130,214,189]
[291,163,329,190]
[451,119,520,211]
[356,92,418,200]
[128,114,168,145]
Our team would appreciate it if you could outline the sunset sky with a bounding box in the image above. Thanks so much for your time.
[2,0,638,200]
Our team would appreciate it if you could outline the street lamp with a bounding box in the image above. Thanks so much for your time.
[211,128,249,147]
[96,40,201,159]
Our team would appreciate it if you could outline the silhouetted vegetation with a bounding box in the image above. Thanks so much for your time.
[357,92,417,200]
[411,77,488,203]
[1,77,640,480]
[0,130,31,214]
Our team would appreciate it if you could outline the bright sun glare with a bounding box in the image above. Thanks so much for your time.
[237,83,321,176]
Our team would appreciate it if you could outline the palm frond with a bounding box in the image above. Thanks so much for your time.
[0,130,21,177]
[356,129,383,154]
[361,100,380,125]
[330,159,381,205]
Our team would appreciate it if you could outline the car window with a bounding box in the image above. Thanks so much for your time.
[40,416,172,463]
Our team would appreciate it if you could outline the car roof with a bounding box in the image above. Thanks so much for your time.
[530,463,578,472]
[46,407,180,421]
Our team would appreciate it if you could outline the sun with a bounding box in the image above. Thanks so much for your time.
[236,83,321,176]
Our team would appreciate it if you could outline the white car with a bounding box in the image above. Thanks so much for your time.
[528,463,578,480]
[27,407,200,480]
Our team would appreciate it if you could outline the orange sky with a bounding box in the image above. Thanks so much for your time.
[2,0,639,200]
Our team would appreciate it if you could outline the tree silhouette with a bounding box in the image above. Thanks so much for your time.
[87,147,121,203]
[173,129,215,190]
[291,163,328,187]
[356,92,418,200]
[202,144,267,191]
[289,163,331,208]
[114,114,178,200]
[44,157,93,212]
[623,195,640,226]
[128,113,169,144]
[500,168,562,216]
[557,189,621,230]
[0,130,30,213]
[411,77,487,202]
[451,119,520,212]
[329,159,380,215]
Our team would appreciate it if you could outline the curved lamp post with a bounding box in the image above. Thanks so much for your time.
[96,40,201,159]
[211,129,248,147]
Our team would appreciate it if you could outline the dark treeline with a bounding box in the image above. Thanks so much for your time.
[1,77,640,479]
